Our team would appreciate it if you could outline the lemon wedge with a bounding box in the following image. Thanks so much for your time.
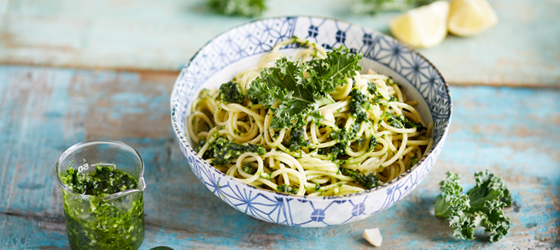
[447,0,498,37]
[389,1,449,49]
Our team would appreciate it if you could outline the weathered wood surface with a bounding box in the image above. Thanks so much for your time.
[0,66,558,249]
[1,0,559,87]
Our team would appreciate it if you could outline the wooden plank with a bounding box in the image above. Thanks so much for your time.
[0,0,559,87]
[0,66,559,249]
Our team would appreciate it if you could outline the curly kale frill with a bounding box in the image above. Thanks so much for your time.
[435,170,512,242]
[247,46,362,130]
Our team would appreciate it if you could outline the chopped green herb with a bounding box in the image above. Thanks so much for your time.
[349,88,370,123]
[340,167,379,189]
[60,165,144,250]
[288,127,311,152]
[368,136,378,151]
[219,81,245,104]
[203,136,266,166]
[242,163,256,174]
[277,184,298,194]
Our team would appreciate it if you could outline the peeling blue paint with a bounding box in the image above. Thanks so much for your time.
[0,67,558,249]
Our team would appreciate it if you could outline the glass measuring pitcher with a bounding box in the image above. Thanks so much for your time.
[56,140,146,250]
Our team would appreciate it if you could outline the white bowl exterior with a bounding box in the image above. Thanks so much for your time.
[171,17,452,227]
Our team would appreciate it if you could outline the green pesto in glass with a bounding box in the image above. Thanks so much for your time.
[60,165,144,250]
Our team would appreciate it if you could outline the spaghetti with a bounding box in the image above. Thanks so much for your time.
[187,38,433,196]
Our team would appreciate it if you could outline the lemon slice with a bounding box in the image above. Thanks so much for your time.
[389,1,449,49]
[447,0,498,37]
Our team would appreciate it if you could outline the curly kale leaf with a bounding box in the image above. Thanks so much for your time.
[340,167,379,189]
[208,0,266,17]
[482,199,511,242]
[219,81,245,104]
[248,57,322,129]
[435,170,512,242]
[448,211,477,240]
[204,136,265,165]
[306,46,363,94]
[467,169,513,211]
[248,46,362,130]
[434,172,470,218]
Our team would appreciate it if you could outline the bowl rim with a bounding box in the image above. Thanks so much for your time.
[171,15,453,200]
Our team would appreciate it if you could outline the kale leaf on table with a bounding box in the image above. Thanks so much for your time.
[208,0,266,17]
[434,170,513,242]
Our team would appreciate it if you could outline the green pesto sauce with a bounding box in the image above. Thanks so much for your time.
[61,165,144,250]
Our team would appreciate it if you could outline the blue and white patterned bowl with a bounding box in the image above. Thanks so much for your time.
[171,16,452,227]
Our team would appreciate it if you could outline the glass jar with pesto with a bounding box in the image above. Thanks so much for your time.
[56,140,146,250]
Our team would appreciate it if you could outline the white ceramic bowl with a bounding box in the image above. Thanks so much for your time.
[171,16,452,227]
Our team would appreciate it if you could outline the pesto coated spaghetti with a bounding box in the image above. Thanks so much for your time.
[187,38,433,196]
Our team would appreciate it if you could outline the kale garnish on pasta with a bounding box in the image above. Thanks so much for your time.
[187,38,433,196]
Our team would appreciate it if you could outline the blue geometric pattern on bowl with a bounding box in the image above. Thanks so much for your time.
[171,16,452,227]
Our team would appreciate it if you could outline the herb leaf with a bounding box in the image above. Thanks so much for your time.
[208,0,266,17]
[248,46,362,130]
[435,170,512,242]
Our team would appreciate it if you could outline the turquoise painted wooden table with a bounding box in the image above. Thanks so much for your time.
[0,0,559,249]
[1,0,559,87]
[1,67,559,249]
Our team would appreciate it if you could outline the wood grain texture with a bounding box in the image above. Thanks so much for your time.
[0,0,559,87]
[0,66,558,249]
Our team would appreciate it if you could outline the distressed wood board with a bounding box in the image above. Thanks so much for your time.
[0,0,559,87]
[0,66,558,249]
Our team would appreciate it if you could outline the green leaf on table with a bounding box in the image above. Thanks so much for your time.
[208,0,266,17]
[434,170,512,242]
